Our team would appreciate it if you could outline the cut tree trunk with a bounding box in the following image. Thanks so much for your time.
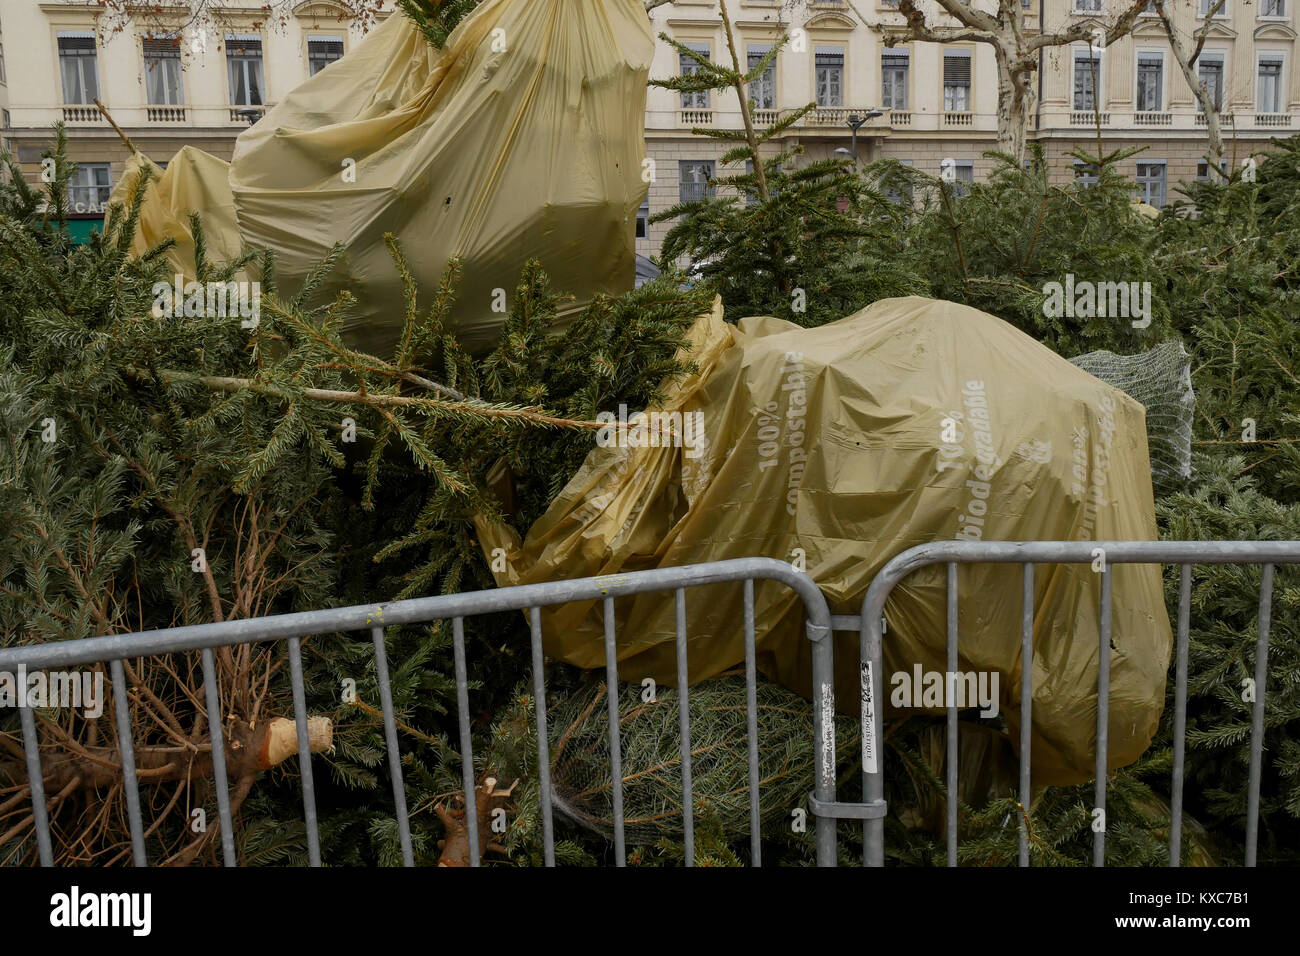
[436,775,517,867]
[0,715,332,793]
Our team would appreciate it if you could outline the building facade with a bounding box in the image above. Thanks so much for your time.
[0,0,380,235]
[641,0,1299,256]
[0,1,1295,252]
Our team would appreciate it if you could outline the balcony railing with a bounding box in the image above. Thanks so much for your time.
[890,110,912,126]
[1255,113,1292,127]
[753,108,781,127]
[1134,111,1173,126]
[230,105,266,124]
[943,111,973,127]
[1071,111,1110,125]
[61,106,102,124]
[147,106,187,123]
[680,109,713,126]
[804,107,855,127]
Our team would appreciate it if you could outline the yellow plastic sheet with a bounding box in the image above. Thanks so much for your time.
[109,0,653,355]
[478,297,1173,786]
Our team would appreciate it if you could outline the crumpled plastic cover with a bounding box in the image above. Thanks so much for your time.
[109,0,653,356]
[478,297,1173,786]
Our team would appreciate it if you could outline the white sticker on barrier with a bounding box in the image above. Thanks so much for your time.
[861,661,878,774]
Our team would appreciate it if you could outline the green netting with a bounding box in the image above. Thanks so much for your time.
[1070,341,1194,494]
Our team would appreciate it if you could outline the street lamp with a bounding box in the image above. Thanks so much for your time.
[840,109,884,162]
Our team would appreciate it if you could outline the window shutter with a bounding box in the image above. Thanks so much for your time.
[308,36,344,57]
[143,36,180,58]
[57,32,96,53]
[815,48,843,68]
[226,34,262,56]
[944,51,971,86]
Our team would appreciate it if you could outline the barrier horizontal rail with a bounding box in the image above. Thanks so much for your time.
[848,539,1300,869]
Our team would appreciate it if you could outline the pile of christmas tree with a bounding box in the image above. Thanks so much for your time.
[2,0,1298,866]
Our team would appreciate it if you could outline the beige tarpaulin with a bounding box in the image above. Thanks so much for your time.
[113,146,243,280]
[109,0,653,355]
[477,297,1173,786]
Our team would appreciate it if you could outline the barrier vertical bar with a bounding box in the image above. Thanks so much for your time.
[810,616,837,867]
[603,597,627,866]
[371,626,414,867]
[674,589,695,866]
[1170,564,1191,867]
[743,580,761,866]
[451,616,480,866]
[107,661,149,866]
[109,660,147,866]
[1245,564,1274,867]
[1018,562,1034,867]
[946,562,958,867]
[287,637,321,867]
[18,703,53,866]
[861,612,884,867]
[1093,565,1113,868]
[529,607,556,867]
[201,648,236,866]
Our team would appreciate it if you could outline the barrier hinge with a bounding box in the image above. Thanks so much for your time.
[807,793,888,821]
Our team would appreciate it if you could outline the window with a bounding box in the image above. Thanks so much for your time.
[881,50,908,110]
[68,162,110,214]
[1136,53,1164,112]
[0,15,6,86]
[941,159,975,198]
[1074,160,1099,187]
[953,160,974,183]
[1258,56,1284,113]
[143,36,183,105]
[1136,161,1166,207]
[943,50,971,112]
[1074,0,1103,11]
[742,159,781,205]
[1074,51,1100,110]
[885,159,914,204]
[1260,0,1286,16]
[1196,158,1227,181]
[307,35,344,76]
[636,198,649,239]
[680,43,710,109]
[1198,55,1224,110]
[816,47,844,107]
[747,45,776,110]
[57,32,99,104]
[679,160,715,204]
[226,34,264,106]
[1198,0,1227,16]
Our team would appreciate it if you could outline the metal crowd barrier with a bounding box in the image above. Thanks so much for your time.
[0,557,830,868]
[846,540,1300,868]
[3,542,1296,867]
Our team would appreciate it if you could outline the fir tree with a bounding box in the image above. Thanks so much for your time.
[0,125,710,865]
[649,0,926,327]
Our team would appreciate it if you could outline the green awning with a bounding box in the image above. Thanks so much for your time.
[64,217,103,243]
